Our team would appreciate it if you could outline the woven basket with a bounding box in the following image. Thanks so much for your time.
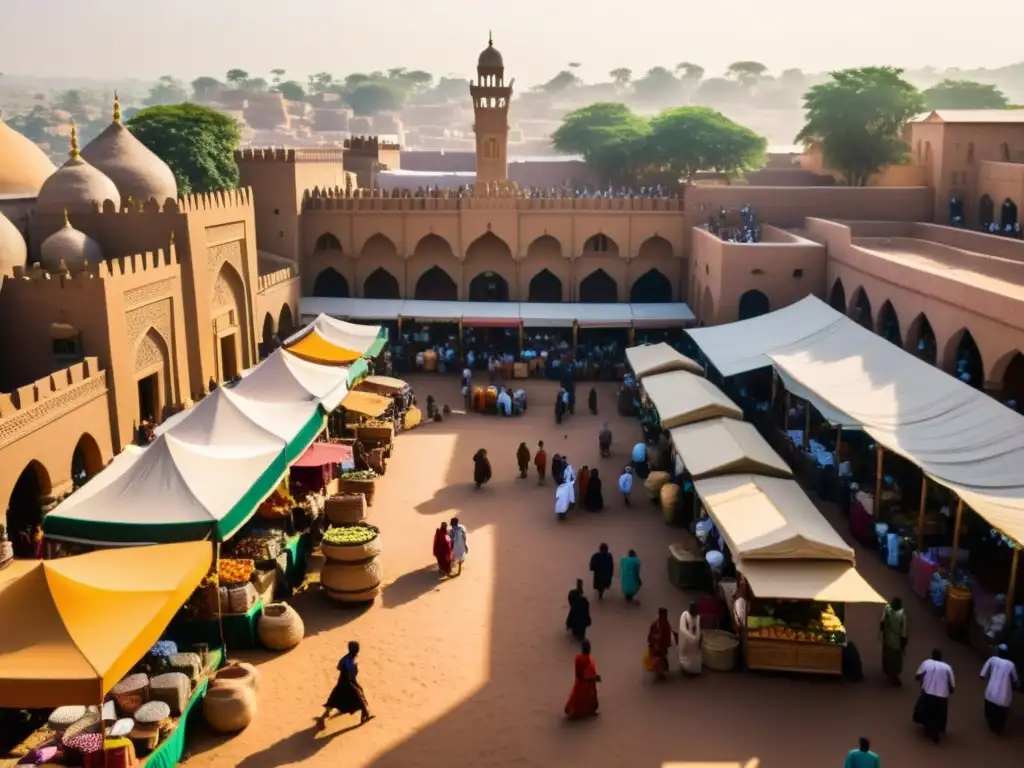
[320,558,383,596]
[149,672,190,716]
[132,700,170,726]
[61,711,102,747]
[701,629,739,672]
[211,661,260,692]
[322,583,381,604]
[325,493,367,526]
[258,602,305,651]
[644,471,672,501]
[110,673,150,716]
[339,477,376,506]
[203,685,257,733]
[321,525,381,563]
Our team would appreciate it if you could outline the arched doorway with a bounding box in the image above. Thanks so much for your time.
[701,286,715,325]
[1001,199,1018,230]
[906,313,937,364]
[71,433,103,489]
[468,271,510,302]
[135,327,170,424]
[313,233,342,253]
[415,266,458,301]
[980,195,995,227]
[877,301,901,346]
[737,290,770,320]
[851,288,872,329]
[579,269,618,303]
[1000,352,1024,407]
[261,313,275,358]
[364,267,400,299]
[582,233,619,256]
[278,304,294,338]
[528,269,562,302]
[947,328,984,388]
[312,268,350,298]
[829,279,846,312]
[630,269,673,303]
[5,461,51,554]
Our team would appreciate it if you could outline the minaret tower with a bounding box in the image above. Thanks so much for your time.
[470,32,514,185]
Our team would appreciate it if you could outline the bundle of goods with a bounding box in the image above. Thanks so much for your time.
[48,705,88,736]
[231,533,285,563]
[701,629,740,672]
[320,523,383,604]
[109,673,150,716]
[132,701,171,729]
[107,718,135,738]
[340,469,378,506]
[167,652,203,683]
[485,386,498,413]
[258,602,306,651]
[149,672,191,716]
[746,603,846,644]
[356,418,395,441]
[472,387,486,413]
[218,558,255,586]
[644,471,672,502]
[183,572,221,621]
[256,487,294,520]
[325,493,368,526]
[226,581,259,614]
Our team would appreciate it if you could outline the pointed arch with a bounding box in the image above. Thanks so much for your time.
[4,461,52,543]
[415,266,458,301]
[408,234,459,300]
[829,278,846,313]
[849,287,872,329]
[905,313,937,365]
[71,433,103,487]
[1001,198,1018,229]
[637,235,674,259]
[278,304,294,337]
[582,233,619,256]
[261,312,276,357]
[943,328,984,388]
[980,195,995,226]
[363,267,401,299]
[994,350,1024,406]
[520,235,567,300]
[464,232,515,300]
[313,232,343,252]
[630,269,673,303]
[468,271,510,302]
[312,268,350,298]
[579,268,618,303]
[737,290,770,320]
[528,269,563,302]
[876,300,901,346]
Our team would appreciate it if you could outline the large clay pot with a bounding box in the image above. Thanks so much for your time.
[644,471,672,501]
[210,662,260,693]
[258,602,305,651]
[339,477,376,506]
[660,483,681,524]
[203,685,257,733]
[321,559,383,604]
[325,494,367,526]
[321,524,381,563]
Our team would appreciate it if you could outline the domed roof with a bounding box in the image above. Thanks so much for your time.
[478,33,503,69]
[79,95,178,207]
[40,211,103,272]
[35,125,121,215]
[0,211,28,276]
[0,113,56,196]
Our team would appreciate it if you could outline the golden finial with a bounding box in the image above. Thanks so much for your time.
[69,122,80,160]
[488,30,493,47]
[112,91,122,125]
[62,208,70,227]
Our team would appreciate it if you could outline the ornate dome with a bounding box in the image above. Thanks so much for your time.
[0,211,28,276]
[39,212,103,272]
[36,125,121,215]
[0,113,56,196]
[80,94,178,207]
[478,33,503,69]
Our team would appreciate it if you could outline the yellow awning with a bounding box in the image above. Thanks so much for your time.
[0,541,213,708]
[286,329,362,365]
[342,390,392,418]
[739,559,885,603]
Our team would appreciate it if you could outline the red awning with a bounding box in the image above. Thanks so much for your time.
[293,442,353,468]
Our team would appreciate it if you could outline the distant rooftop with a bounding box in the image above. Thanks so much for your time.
[912,109,1024,124]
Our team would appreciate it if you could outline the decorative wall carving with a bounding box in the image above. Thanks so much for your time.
[134,333,166,372]
[0,374,107,449]
[126,298,172,354]
[205,222,246,246]
[212,274,232,309]
[124,278,176,310]
[207,240,243,275]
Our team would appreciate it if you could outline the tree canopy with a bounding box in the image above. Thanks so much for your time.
[344,81,407,115]
[191,77,221,101]
[552,102,652,184]
[225,69,249,86]
[796,66,924,187]
[609,68,633,86]
[726,61,768,83]
[275,80,306,101]
[541,70,581,93]
[145,76,189,106]
[632,67,683,102]
[126,103,241,196]
[923,79,1009,110]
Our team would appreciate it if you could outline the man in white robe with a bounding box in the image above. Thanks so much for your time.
[555,480,572,520]
[449,517,469,576]
[562,460,576,506]
[981,644,1019,734]
[678,602,702,675]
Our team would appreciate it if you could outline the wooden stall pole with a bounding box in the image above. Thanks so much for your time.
[915,476,928,552]
[518,323,524,352]
[784,392,791,430]
[215,541,228,655]
[873,445,884,519]
[1007,545,1020,622]
[572,321,579,349]
[803,400,811,450]
[949,498,964,575]
[628,327,636,347]
[397,316,403,335]
[835,426,843,466]
[771,369,778,407]
[457,318,464,359]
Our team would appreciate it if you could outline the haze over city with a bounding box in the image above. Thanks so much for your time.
[2,0,1023,83]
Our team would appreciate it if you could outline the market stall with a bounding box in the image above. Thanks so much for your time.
[641,370,743,429]
[290,442,355,496]
[626,342,703,379]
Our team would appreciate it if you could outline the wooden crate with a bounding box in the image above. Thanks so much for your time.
[745,637,842,675]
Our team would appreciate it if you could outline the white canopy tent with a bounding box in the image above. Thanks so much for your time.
[301,297,404,321]
[518,303,576,328]
[670,418,792,480]
[642,370,743,429]
[233,348,350,411]
[575,303,633,327]
[775,369,860,430]
[626,342,703,378]
[630,303,696,327]
[288,313,383,355]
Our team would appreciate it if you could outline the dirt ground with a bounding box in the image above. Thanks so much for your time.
[182,375,1023,768]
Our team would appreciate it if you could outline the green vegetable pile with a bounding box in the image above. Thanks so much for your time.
[341,470,377,480]
[323,525,378,545]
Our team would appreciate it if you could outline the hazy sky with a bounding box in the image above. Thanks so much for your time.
[3,0,1022,85]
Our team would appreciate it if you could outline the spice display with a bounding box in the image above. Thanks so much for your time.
[217,558,254,585]
[65,732,104,754]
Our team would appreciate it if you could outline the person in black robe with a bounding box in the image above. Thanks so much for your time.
[320,641,372,725]
[589,543,614,600]
[566,578,591,643]
[583,469,604,512]
[551,454,565,486]
[473,449,492,489]
[588,387,598,415]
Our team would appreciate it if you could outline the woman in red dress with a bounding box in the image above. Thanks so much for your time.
[645,607,677,680]
[433,522,453,576]
[564,639,601,719]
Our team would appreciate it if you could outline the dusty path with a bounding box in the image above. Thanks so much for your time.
[183,375,1022,768]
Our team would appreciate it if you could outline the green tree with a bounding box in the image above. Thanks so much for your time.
[647,106,766,181]
[541,70,580,93]
[726,61,768,84]
[609,68,633,87]
[225,69,249,86]
[343,73,372,90]
[191,76,221,101]
[552,102,652,184]
[244,77,269,92]
[695,78,743,104]
[675,62,705,81]
[344,81,406,116]
[433,77,470,101]
[923,79,1009,109]
[126,103,241,195]
[145,76,189,106]
[54,89,88,118]
[796,66,924,186]
[632,67,683,102]
[275,80,306,101]
[270,68,286,85]
[401,70,434,90]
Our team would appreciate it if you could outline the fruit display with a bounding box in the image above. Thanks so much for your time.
[746,603,847,645]
[257,487,293,519]
[231,534,284,561]
[323,525,378,545]
[218,558,255,585]
[341,470,377,481]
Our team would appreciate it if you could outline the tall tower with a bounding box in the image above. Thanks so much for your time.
[470,33,514,185]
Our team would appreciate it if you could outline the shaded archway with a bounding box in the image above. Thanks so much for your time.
[313,233,343,253]
[829,279,846,313]
[877,300,901,346]
[71,433,103,488]
[579,269,618,303]
[637,236,674,259]
[701,286,715,325]
[528,269,562,302]
[468,272,510,302]
[980,195,995,227]
[364,267,401,299]
[312,268,350,298]
[5,461,51,551]
[737,289,770,320]
[135,327,171,423]
[905,313,937,365]
[850,287,872,329]
[630,269,672,303]
[944,328,984,388]
[279,304,294,337]
[1001,198,1018,230]
[999,351,1024,407]
[415,266,458,301]
[582,233,619,257]
[261,313,276,358]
